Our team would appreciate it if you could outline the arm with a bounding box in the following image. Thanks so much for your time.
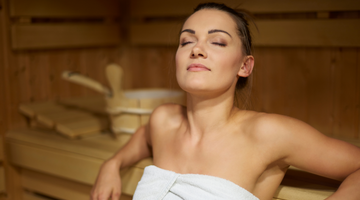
[90,124,152,200]
[263,115,360,199]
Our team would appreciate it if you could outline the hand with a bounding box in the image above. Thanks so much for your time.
[91,159,122,200]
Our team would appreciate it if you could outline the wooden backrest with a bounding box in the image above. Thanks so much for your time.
[9,0,122,50]
[129,0,360,46]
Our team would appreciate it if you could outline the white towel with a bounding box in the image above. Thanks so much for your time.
[133,165,259,200]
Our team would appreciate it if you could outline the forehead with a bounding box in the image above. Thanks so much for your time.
[182,9,237,33]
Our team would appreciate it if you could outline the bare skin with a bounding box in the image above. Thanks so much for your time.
[91,9,360,200]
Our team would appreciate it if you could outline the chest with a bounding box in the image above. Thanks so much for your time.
[152,132,269,188]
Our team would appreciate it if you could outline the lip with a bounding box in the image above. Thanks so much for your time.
[187,63,211,71]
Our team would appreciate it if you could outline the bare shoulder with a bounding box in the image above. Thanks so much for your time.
[239,111,329,161]
[242,111,322,140]
[245,112,360,178]
[149,103,186,131]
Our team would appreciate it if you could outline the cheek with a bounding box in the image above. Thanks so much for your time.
[175,49,182,68]
[216,52,242,75]
[175,48,188,72]
[175,49,184,83]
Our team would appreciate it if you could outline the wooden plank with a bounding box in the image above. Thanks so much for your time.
[6,128,130,160]
[131,0,360,17]
[55,117,109,138]
[36,110,103,128]
[274,179,335,200]
[19,100,109,138]
[19,101,67,118]
[11,24,121,50]
[58,96,107,114]
[0,165,5,192]
[333,48,359,138]
[358,48,360,139]
[130,19,360,47]
[0,137,3,161]
[120,166,145,196]
[10,0,121,17]
[1,0,25,198]
[23,173,131,200]
[130,22,182,45]
[23,191,53,200]
[7,141,103,185]
[251,19,360,47]
[305,48,334,136]
[129,46,179,89]
[22,169,92,200]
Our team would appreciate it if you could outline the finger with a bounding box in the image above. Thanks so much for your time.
[111,189,121,200]
[97,190,112,200]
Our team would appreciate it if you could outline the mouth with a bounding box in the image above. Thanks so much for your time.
[187,63,211,71]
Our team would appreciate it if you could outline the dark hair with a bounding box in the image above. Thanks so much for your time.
[193,2,254,108]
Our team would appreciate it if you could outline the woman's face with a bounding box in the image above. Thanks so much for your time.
[175,9,246,97]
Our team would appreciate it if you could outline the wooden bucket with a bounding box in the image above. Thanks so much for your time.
[108,89,184,133]
[62,63,185,135]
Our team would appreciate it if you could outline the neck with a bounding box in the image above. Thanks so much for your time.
[185,88,239,141]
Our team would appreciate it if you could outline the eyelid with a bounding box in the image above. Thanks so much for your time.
[181,41,193,46]
[180,36,196,46]
[212,42,226,47]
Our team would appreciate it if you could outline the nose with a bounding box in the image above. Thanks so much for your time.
[191,43,207,59]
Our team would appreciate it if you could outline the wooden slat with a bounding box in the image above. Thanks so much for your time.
[22,191,50,200]
[358,49,360,139]
[19,101,69,118]
[0,165,5,192]
[23,191,51,200]
[59,96,107,114]
[130,19,360,47]
[19,100,109,138]
[7,141,103,185]
[251,19,360,47]
[11,24,121,49]
[332,48,359,138]
[0,137,3,161]
[274,180,335,200]
[22,170,132,199]
[56,117,109,138]
[6,128,129,160]
[131,0,360,17]
[10,0,121,17]
[120,166,146,196]
[7,128,152,196]
[130,22,182,45]
[22,169,92,200]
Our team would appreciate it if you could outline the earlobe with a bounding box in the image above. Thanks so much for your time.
[237,55,254,77]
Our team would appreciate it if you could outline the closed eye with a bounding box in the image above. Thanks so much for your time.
[212,42,226,47]
[181,41,193,46]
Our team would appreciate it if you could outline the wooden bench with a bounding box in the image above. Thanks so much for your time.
[7,127,356,200]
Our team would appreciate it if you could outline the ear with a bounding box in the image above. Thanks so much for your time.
[237,55,254,77]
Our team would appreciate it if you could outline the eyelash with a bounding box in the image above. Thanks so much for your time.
[181,41,192,46]
[180,41,226,47]
[212,42,226,47]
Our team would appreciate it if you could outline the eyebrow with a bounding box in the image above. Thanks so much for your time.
[180,29,195,34]
[180,28,232,38]
[208,29,232,38]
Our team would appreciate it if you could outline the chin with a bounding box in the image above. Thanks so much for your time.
[179,82,216,97]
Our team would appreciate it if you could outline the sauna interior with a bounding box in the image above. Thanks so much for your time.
[0,0,360,199]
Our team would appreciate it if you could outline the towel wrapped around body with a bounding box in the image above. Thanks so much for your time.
[133,165,259,200]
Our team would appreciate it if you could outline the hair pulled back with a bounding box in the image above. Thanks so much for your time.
[193,2,254,108]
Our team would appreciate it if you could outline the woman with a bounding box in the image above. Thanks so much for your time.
[91,3,360,200]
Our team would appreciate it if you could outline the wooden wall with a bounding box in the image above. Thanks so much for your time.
[0,0,360,199]
[125,46,360,139]
[127,0,360,139]
[252,47,360,139]
[0,0,130,199]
